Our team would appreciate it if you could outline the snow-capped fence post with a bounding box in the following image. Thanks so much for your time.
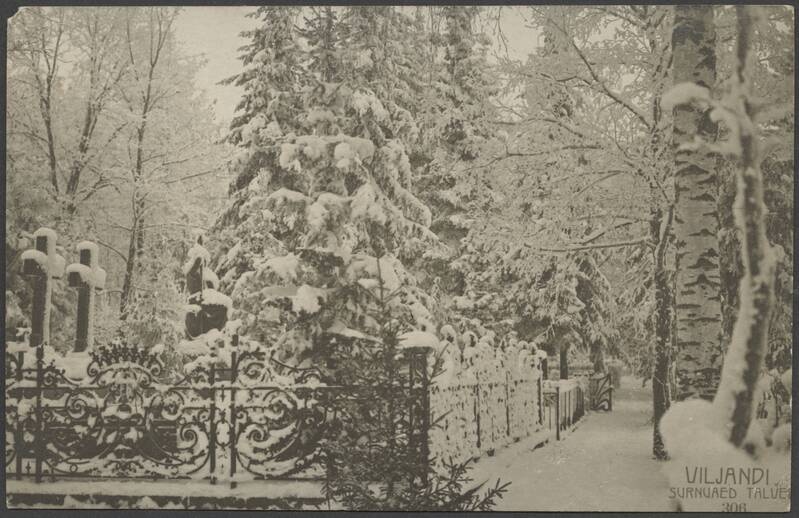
[66,241,106,353]
[21,228,65,348]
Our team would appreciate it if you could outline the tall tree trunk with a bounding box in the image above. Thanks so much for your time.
[321,6,336,83]
[589,338,606,373]
[119,214,139,319]
[671,5,723,401]
[712,6,775,449]
[33,9,64,196]
[641,11,676,460]
[559,342,569,379]
[651,206,674,459]
[41,101,59,194]
[118,8,171,318]
[716,158,741,349]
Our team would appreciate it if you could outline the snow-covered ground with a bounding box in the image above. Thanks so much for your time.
[471,376,673,512]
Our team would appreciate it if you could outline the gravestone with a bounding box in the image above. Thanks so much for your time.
[21,228,64,347]
[184,238,228,338]
[66,241,106,352]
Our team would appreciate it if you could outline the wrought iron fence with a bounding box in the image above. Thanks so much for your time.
[5,341,430,489]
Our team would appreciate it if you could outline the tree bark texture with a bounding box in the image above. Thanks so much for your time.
[671,5,723,401]
[651,207,674,459]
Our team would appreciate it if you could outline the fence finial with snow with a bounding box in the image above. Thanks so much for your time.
[66,241,106,352]
[21,227,65,347]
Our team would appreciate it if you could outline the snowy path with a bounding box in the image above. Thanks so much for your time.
[471,377,673,512]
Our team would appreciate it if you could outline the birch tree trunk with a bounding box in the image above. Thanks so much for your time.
[671,5,723,401]
[712,5,776,448]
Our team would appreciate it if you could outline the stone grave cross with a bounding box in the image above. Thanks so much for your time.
[66,241,106,352]
[21,228,65,347]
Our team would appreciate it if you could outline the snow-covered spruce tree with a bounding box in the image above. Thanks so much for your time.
[436,6,496,161]
[298,7,338,84]
[212,5,439,371]
[207,8,510,509]
[413,6,499,310]
[221,6,307,195]
[322,264,509,510]
[449,238,617,379]
[338,7,424,115]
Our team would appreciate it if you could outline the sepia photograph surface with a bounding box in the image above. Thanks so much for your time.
[3,4,793,512]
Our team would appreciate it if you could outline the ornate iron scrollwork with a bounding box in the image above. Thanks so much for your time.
[5,340,344,485]
[589,373,613,411]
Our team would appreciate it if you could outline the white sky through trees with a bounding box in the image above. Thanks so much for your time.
[173,6,540,125]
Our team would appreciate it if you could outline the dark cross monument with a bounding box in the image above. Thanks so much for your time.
[184,237,228,338]
[21,228,64,347]
[66,241,106,352]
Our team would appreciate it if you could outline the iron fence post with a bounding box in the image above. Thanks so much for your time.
[505,372,510,438]
[567,389,571,428]
[407,350,416,489]
[15,351,24,479]
[609,386,613,412]
[537,370,543,427]
[229,350,237,489]
[34,345,44,482]
[475,381,481,451]
[555,385,560,441]
[209,363,216,485]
